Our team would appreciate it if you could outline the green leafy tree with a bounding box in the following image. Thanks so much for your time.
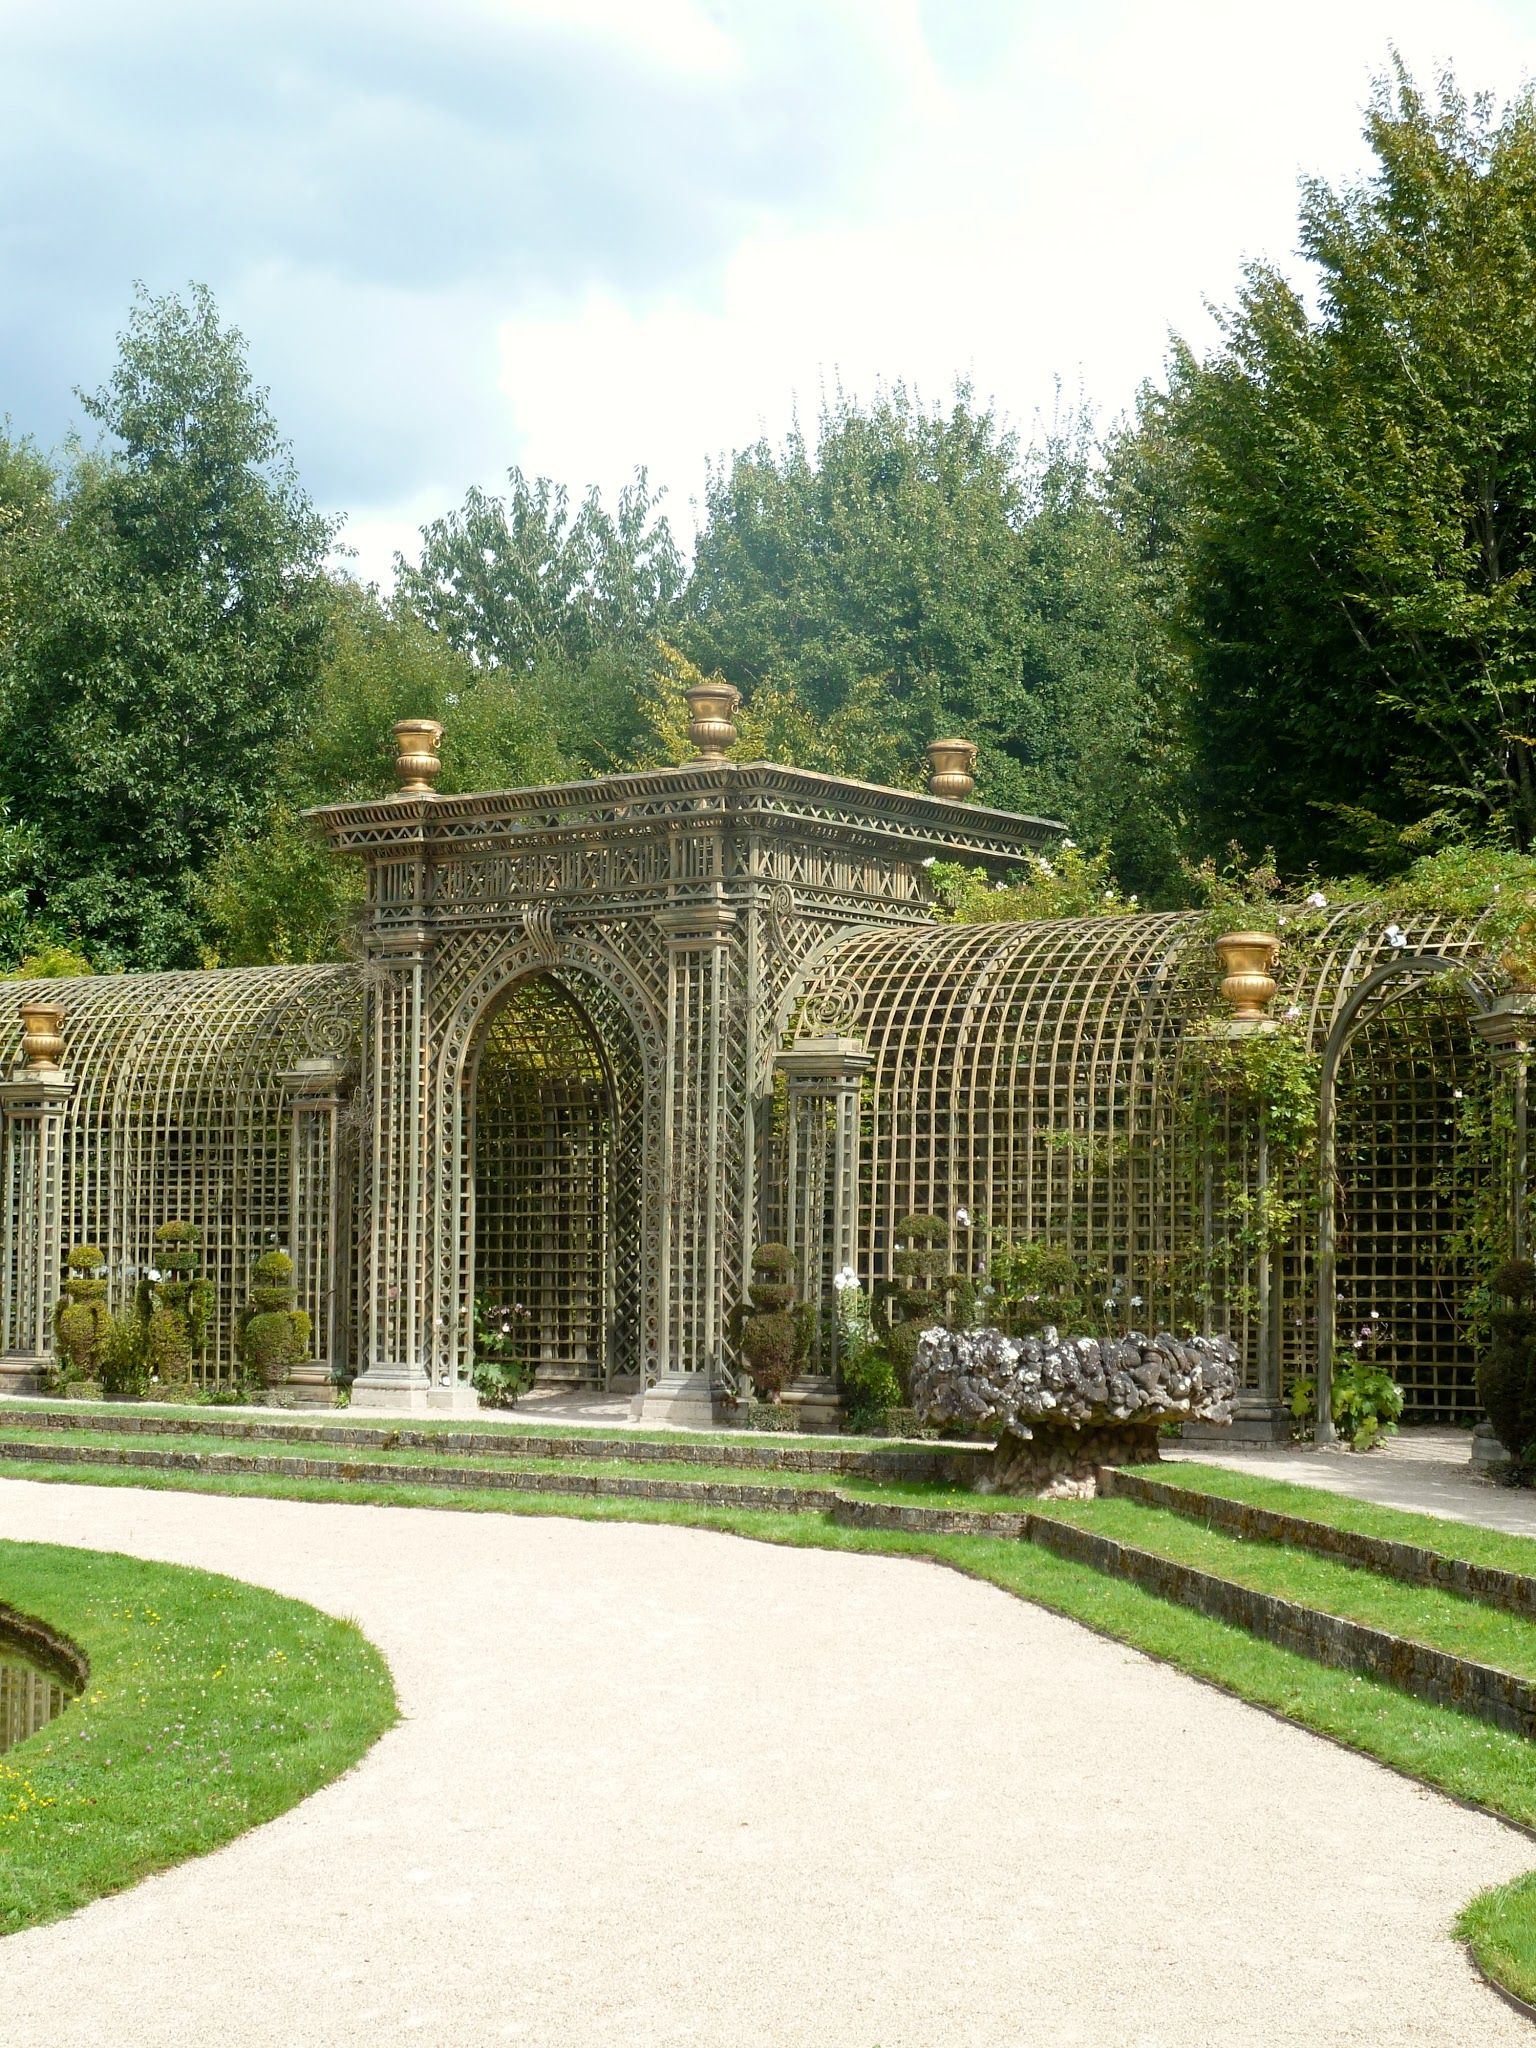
[0,286,333,967]
[204,581,570,964]
[682,386,1182,895]
[1126,62,1536,875]
[394,467,682,773]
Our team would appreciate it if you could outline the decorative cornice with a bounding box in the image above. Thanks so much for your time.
[307,761,1062,869]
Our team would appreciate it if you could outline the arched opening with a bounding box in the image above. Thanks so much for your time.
[470,975,622,1386]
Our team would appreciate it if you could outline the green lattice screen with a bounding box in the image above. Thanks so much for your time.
[471,977,615,1384]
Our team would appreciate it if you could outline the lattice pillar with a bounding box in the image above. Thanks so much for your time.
[0,1003,73,1393]
[652,901,738,1404]
[776,1035,870,1379]
[352,926,450,1410]
[282,1053,350,1400]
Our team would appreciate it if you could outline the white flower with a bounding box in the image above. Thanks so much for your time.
[444,690,460,708]
[1384,923,1407,950]
[147,1268,162,1283]
[920,856,936,869]
[832,1264,860,1293]
[1130,1294,1144,1308]
[1062,836,1076,849]
[1036,859,1055,877]
[1103,1298,1118,1313]
[1284,1003,1301,1020]
[954,1206,971,1228]
[1305,890,1328,909]
[1453,1087,1463,1100]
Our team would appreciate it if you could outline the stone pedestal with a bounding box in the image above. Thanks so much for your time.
[279,1363,340,1410]
[348,1374,478,1416]
[779,1379,844,1434]
[1182,1394,1292,1448]
[1472,1420,1513,1473]
[980,1420,1162,1499]
[641,1377,716,1430]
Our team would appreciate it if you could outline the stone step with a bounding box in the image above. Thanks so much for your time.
[0,1401,987,1485]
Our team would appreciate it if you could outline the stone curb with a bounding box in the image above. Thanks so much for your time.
[834,1493,1536,1740]
[0,1597,89,1691]
[0,1439,834,1515]
[0,1405,984,1486]
[1028,1516,1536,1742]
[1102,1469,1536,1620]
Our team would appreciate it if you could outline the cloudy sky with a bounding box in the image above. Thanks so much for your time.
[3,0,1534,584]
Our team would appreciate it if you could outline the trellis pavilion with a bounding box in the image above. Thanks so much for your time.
[1,688,1529,1437]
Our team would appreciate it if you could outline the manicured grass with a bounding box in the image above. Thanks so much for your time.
[7,1454,1536,1825]
[1163,1461,1536,1577]
[4,1453,1534,2001]
[0,1423,1001,1508]
[0,1538,395,1935]
[1459,1873,1536,2012]
[0,1395,913,1453]
[1040,1495,1536,1678]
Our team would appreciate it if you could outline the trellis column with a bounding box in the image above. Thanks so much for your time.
[0,1002,73,1395]
[775,1035,870,1382]
[647,898,738,1421]
[281,1053,350,1403]
[351,925,448,1411]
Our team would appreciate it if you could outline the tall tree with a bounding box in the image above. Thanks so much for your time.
[682,385,1183,894]
[394,468,682,773]
[0,286,333,966]
[203,581,570,964]
[1129,62,1536,875]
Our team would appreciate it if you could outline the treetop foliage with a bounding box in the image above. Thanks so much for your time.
[8,61,1536,972]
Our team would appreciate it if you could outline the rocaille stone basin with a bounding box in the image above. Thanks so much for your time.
[912,1324,1238,1498]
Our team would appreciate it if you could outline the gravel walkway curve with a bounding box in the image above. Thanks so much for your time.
[0,1479,1529,2048]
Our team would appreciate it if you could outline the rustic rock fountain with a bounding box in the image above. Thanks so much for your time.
[911,1325,1238,1497]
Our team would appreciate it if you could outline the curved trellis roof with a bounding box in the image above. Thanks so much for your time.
[0,965,362,1377]
[787,903,1495,1413]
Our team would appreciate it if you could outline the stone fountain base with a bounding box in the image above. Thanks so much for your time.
[912,1324,1238,1499]
[982,1419,1164,1499]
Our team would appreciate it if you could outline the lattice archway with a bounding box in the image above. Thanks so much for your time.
[440,939,661,1390]
[469,975,622,1387]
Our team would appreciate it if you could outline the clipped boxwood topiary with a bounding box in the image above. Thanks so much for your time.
[237,1250,312,1388]
[1479,1257,1536,1469]
[141,1221,214,1390]
[51,1246,114,1389]
[731,1243,806,1401]
[882,1213,961,1400]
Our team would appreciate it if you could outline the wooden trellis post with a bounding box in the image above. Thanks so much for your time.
[0,1002,73,1393]
[776,1034,870,1378]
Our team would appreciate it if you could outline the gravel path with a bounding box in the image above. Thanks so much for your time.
[0,1480,1529,2047]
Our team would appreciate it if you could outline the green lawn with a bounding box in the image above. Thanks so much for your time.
[1161,1461,1536,1578]
[0,1423,1002,1508]
[1038,1495,1536,1678]
[0,1538,395,1934]
[3,1448,1534,2006]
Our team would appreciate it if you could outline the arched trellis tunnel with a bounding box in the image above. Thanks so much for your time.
[780,910,1516,1430]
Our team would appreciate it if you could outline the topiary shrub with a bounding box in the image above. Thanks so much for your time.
[1479,1258,1536,1470]
[833,1272,903,1432]
[730,1243,806,1401]
[881,1213,960,1399]
[97,1311,148,1400]
[51,1246,113,1390]
[237,1251,311,1388]
[141,1221,214,1391]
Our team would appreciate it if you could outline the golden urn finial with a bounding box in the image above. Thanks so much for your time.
[1214,932,1280,1024]
[19,1000,65,1073]
[685,681,740,762]
[393,718,444,796]
[927,737,977,801]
